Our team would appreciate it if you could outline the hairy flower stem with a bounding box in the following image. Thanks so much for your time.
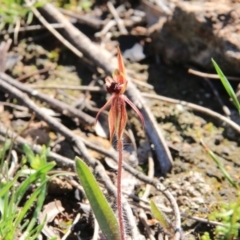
[117,139,125,240]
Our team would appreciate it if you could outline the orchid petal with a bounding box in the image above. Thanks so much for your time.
[108,105,115,143]
[95,96,113,124]
[117,101,127,140]
[122,95,145,129]
[116,47,126,85]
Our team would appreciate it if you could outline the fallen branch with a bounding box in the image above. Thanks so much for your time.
[0,123,75,169]
[0,72,95,125]
[142,92,240,134]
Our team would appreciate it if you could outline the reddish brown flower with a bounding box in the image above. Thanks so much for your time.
[96,47,144,142]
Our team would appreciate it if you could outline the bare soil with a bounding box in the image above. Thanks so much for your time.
[0,0,240,239]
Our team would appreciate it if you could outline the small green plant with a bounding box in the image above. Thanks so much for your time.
[0,0,44,31]
[209,199,240,240]
[0,142,55,240]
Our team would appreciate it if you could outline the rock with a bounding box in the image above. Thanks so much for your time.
[149,1,240,74]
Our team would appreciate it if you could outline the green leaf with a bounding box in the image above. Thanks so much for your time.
[212,59,240,113]
[150,200,173,234]
[75,157,120,240]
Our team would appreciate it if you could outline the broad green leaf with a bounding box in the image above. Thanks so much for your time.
[150,200,173,234]
[212,59,240,113]
[75,157,120,240]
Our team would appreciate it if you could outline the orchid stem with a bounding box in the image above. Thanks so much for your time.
[117,138,125,240]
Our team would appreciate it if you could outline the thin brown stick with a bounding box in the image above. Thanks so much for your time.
[188,68,240,81]
[40,2,173,174]
[0,123,75,169]
[58,8,104,29]
[107,1,128,35]
[0,72,95,125]
[95,20,116,38]
[0,23,64,35]
[16,67,53,82]
[181,213,226,227]
[29,84,103,92]
[142,92,240,134]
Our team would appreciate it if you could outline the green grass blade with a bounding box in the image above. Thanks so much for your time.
[212,59,240,113]
[0,173,19,198]
[13,178,49,228]
[26,170,48,234]
[0,140,11,159]
[150,200,174,234]
[205,147,238,189]
[75,157,120,240]
[16,162,55,202]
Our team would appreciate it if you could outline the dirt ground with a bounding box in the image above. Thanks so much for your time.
[0,0,240,239]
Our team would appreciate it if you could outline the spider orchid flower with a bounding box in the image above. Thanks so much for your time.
[96,47,144,142]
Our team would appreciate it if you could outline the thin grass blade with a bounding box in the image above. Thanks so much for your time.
[13,177,49,228]
[207,148,237,189]
[0,173,19,198]
[212,59,240,113]
[16,162,55,203]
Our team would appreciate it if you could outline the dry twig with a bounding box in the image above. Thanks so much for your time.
[0,72,94,125]
[58,8,104,29]
[142,92,240,134]
[0,23,64,35]
[29,84,103,92]
[188,68,240,81]
[107,1,128,34]
[0,124,75,169]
